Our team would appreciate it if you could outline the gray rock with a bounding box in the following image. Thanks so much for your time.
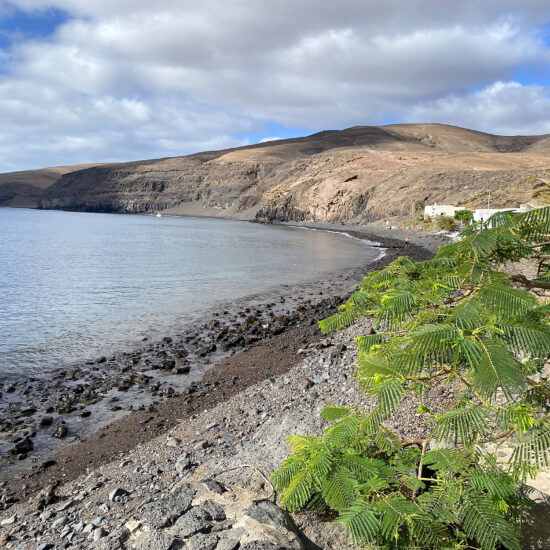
[141,483,196,528]
[92,527,129,550]
[93,528,107,542]
[216,537,240,550]
[108,487,128,502]
[51,514,68,530]
[175,453,191,474]
[52,424,68,438]
[240,543,288,550]
[36,544,55,550]
[170,506,212,537]
[134,531,180,550]
[9,437,33,455]
[202,479,226,494]
[0,514,16,526]
[202,500,226,521]
[188,533,218,550]
[244,501,294,532]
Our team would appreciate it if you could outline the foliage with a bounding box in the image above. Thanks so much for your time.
[454,209,474,224]
[273,207,550,549]
[434,215,458,232]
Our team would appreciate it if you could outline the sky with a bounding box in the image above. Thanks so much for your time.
[0,1,550,172]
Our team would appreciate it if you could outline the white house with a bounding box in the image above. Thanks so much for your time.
[473,206,527,222]
[424,203,466,219]
[424,203,528,223]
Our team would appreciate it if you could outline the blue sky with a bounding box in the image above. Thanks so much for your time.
[0,6,67,50]
[0,1,549,171]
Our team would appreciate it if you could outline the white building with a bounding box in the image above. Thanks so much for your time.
[424,203,528,223]
[424,203,466,219]
[473,207,527,222]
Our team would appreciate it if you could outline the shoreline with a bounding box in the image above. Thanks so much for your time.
[0,220,445,513]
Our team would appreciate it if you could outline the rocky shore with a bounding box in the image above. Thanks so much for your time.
[0,225,448,549]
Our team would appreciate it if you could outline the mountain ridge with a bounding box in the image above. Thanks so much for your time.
[3,123,550,221]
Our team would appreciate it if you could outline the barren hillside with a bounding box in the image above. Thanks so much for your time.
[0,164,102,208]
[4,124,550,221]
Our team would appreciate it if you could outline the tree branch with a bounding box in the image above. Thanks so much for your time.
[508,274,550,290]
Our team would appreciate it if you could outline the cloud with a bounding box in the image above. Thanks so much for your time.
[403,81,550,135]
[0,1,549,170]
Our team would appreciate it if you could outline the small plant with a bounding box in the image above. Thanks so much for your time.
[273,207,550,549]
[434,214,458,232]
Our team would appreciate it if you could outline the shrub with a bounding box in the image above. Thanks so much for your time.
[434,214,458,231]
[454,209,474,224]
[273,207,550,549]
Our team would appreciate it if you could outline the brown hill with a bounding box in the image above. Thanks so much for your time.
[0,164,103,208]
[4,124,550,221]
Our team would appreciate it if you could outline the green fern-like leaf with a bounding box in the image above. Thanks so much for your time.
[433,405,489,445]
[473,343,525,399]
[333,499,379,545]
[321,466,359,512]
[460,492,521,550]
[320,406,352,422]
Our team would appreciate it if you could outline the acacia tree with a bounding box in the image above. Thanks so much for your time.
[272,207,550,549]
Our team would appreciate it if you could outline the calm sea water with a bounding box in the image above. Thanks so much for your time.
[0,208,377,380]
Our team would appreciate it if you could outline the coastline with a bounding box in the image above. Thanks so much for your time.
[0,221,444,515]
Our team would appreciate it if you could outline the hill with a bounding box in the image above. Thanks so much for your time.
[3,124,550,221]
[0,164,103,208]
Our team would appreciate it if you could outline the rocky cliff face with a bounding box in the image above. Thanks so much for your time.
[7,124,550,221]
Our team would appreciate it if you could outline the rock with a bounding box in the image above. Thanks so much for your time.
[170,506,212,537]
[92,526,129,550]
[9,437,33,455]
[135,531,180,550]
[0,514,16,526]
[36,544,55,550]
[245,501,294,532]
[141,483,196,528]
[93,528,107,542]
[172,366,190,374]
[108,487,128,502]
[91,516,104,527]
[187,533,218,550]
[216,538,240,550]
[19,408,36,417]
[240,543,288,550]
[51,515,67,530]
[202,479,226,494]
[297,377,313,391]
[166,436,181,447]
[201,500,226,521]
[39,416,54,428]
[175,454,191,474]
[97,356,107,363]
[124,520,141,533]
[52,424,68,438]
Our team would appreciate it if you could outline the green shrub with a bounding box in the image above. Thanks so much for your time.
[434,214,458,231]
[454,209,474,224]
[273,207,550,549]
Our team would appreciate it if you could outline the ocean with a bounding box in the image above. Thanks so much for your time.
[0,208,378,380]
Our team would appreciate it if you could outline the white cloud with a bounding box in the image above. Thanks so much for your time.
[259,137,282,143]
[404,81,550,135]
[0,0,549,170]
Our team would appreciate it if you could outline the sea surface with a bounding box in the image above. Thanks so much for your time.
[0,208,378,380]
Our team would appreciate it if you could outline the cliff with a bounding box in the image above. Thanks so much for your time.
[4,124,550,221]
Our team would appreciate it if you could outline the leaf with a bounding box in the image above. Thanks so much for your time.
[478,283,537,319]
[433,405,489,446]
[280,468,313,511]
[460,492,521,550]
[473,343,525,399]
[498,323,550,357]
[321,466,359,512]
[511,423,550,469]
[320,406,352,422]
[333,499,379,545]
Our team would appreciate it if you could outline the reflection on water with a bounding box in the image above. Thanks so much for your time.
[0,208,377,379]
